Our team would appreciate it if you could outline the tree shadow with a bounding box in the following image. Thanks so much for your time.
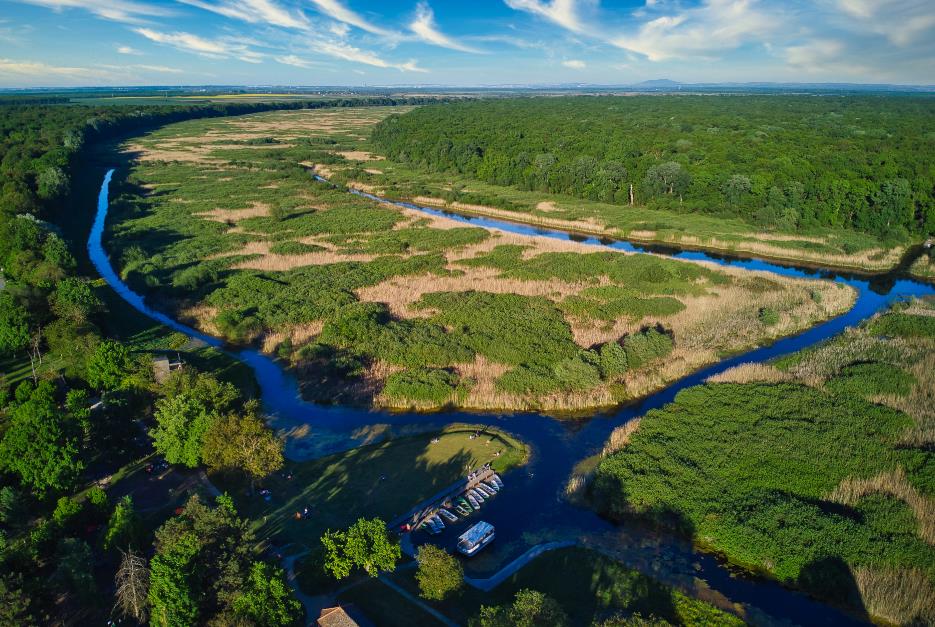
[797,555,870,621]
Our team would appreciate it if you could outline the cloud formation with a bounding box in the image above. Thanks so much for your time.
[15,0,172,24]
[410,3,481,53]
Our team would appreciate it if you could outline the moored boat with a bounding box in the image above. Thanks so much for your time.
[457,521,495,556]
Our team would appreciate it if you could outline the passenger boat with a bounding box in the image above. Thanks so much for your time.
[457,521,495,557]
[467,493,480,509]
[439,509,458,523]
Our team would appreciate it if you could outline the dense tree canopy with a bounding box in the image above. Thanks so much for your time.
[372,96,935,239]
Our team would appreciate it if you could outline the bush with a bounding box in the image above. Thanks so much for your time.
[382,368,463,405]
[758,307,780,326]
[868,313,935,338]
[622,328,673,369]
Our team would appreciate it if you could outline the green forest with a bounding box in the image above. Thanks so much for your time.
[371,96,935,240]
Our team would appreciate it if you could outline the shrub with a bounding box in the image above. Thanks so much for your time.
[867,313,935,338]
[415,544,463,600]
[622,328,673,369]
[758,307,780,326]
[382,368,463,405]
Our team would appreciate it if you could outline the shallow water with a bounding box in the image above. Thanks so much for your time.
[91,168,933,625]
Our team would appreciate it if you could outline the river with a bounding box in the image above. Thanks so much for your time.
[90,168,934,625]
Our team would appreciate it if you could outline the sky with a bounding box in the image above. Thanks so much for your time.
[0,0,933,87]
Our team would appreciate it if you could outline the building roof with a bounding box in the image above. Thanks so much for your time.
[317,605,361,627]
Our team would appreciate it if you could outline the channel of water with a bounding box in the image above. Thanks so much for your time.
[91,168,934,625]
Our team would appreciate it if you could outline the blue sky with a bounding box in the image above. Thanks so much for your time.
[1,0,933,87]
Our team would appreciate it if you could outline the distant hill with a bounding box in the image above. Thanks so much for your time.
[634,79,683,88]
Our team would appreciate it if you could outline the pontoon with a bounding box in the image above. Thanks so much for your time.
[457,521,495,556]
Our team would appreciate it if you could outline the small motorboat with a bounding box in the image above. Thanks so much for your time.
[422,520,440,535]
[492,474,504,488]
[477,484,496,498]
[467,493,480,509]
[431,514,445,529]
[455,504,471,516]
[485,480,500,493]
[469,489,485,503]
[439,509,458,523]
[457,497,472,511]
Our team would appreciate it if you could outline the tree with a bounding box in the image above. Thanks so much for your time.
[202,401,284,490]
[51,278,102,323]
[0,576,34,626]
[321,518,400,580]
[150,393,214,468]
[231,561,302,626]
[86,340,132,391]
[722,174,752,208]
[115,549,150,623]
[0,292,29,355]
[148,531,200,627]
[644,162,691,198]
[52,538,96,599]
[471,589,568,627]
[104,495,144,551]
[0,381,83,496]
[37,166,70,201]
[415,544,463,600]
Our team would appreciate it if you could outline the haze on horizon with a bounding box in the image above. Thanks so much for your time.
[0,0,933,88]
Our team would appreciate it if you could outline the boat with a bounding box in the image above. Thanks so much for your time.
[422,520,440,535]
[485,480,500,493]
[431,514,445,529]
[492,474,504,488]
[466,493,480,509]
[439,509,458,523]
[469,489,485,503]
[457,497,472,511]
[478,484,496,497]
[457,521,495,557]
[455,504,471,517]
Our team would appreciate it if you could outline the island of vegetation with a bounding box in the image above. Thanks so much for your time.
[106,106,854,411]
[588,301,935,625]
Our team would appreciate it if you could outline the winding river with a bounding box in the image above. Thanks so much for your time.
[91,168,934,625]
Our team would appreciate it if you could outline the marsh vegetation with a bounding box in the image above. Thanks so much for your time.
[108,107,854,411]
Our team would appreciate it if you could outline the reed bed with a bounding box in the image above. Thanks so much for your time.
[707,363,791,384]
[852,566,935,625]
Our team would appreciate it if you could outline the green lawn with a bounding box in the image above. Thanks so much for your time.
[221,424,526,548]
[337,578,447,627]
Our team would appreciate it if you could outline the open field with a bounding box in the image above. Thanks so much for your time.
[107,106,854,411]
[590,301,935,624]
[217,424,525,550]
[361,546,744,626]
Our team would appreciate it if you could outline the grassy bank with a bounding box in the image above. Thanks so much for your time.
[217,424,525,550]
[104,106,854,411]
[589,302,935,624]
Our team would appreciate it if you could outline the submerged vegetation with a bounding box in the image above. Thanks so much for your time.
[107,106,854,411]
[590,303,935,624]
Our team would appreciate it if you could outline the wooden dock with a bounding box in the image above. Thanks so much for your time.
[389,466,496,530]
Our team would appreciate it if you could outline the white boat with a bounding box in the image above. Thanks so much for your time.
[431,514,445,529]
[485,480,500,492]
[492,474,504,488]
[439,509,458,523]
[469,489,485,503]
[467,493,480,509]
[478,484,496,497]
[457,521,495,557]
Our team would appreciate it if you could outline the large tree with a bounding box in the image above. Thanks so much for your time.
[201,400,283,490]
[86,340,133,392]
[0,292,29,355]
[472,589,568,627]
[231,561,303,626]
[415,544,463,600]
[321,518,400,580]
[0,381,83,496]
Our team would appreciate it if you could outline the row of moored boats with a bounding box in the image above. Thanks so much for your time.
[420,473,504,536]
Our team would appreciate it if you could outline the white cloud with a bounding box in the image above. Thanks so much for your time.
[134,27,266,63]
[503,0,584,33]
[307,0,395,37]
[835,0,935,46]
[410,2,481,53]
[314,39,426,71]
[13,0,172,24]
[612,0,779,61]
[275,54,319,68]
[116,44,142,54]
[562,59,585,68]
[0,57,116,81]
[178,0,309,30]
[134,63,183,73]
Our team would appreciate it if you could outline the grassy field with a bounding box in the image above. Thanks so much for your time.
[217,424,525,551]
[361,546,743,626]
[590,301,935,624]
[103,106,857,411]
